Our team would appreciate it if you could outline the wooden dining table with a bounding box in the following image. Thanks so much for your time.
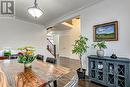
[0,59,70,87]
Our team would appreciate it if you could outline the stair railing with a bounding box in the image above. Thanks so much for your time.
[47,38,56,58]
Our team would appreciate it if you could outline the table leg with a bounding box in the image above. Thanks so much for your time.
[53,80,57,87]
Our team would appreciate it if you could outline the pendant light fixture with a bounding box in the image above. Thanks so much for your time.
[28,0,43,18]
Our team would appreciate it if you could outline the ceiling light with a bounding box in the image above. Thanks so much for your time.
[62,22,73,28]
[28,0,43,18]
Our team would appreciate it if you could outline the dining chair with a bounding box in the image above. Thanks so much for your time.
[46,80,57,87]
[46,57,57,64]
[35,54,44,61]
[64,74,78,87]
[10,54,18,59]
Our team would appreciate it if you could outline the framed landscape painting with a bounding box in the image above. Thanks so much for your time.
[93,21,118,41]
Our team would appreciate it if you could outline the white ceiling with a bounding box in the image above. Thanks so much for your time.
[15,0,103,26]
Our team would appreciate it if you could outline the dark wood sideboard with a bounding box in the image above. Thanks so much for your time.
[88,55,130,87]
[0,56,8,60]
[0,56,17,60]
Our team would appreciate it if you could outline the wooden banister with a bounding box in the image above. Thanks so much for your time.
[47,38,56,58]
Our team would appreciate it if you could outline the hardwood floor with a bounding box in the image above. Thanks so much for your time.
[57,57,103,87]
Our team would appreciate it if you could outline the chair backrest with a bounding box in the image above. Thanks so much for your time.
[46,57,57,64]
[64,74,78,87]
[36,54,44,61]
[10,54,18,59]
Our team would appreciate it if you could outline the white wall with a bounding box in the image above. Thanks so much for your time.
[0,18,52,58]
[53,34,59,55]
[80,0,130,74]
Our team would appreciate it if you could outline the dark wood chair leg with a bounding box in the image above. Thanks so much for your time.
[48,84,51,87]
[53,80,57,87]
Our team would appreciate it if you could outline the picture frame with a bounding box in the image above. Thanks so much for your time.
[93,21,118,41]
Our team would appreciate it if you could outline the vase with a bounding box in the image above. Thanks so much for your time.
[97,50,104,57]
[24,62,32,69]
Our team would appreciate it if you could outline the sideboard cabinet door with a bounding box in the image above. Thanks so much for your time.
[89,59,97,81]
[106,61,116,87]
[96,60,106,85]
[89,59,106,85]
[115,62,129,87]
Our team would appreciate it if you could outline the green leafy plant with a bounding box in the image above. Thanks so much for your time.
[4,51,11,56]
[92,41,107,50]
[17,46,36,64]
[72,36,89,71]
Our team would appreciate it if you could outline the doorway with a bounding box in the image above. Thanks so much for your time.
[47,16,81,59]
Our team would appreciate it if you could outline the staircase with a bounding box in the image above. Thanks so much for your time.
[47,38,56,58]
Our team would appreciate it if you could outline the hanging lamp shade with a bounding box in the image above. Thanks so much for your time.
[28,0,43,18]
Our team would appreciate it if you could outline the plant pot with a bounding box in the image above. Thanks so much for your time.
[76,68,86,80]
[24,62,32,69]
[97,50,104,57]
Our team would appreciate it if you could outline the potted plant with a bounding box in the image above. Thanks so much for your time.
[92,41,107,57]
[72,36,89,79]
[4,51,11,57]
[17,46,36,69]
[3,48,11,57]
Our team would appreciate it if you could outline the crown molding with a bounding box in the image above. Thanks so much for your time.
[45,0,105,28]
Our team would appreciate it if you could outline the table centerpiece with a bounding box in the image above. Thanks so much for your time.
[17,46,35,69]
